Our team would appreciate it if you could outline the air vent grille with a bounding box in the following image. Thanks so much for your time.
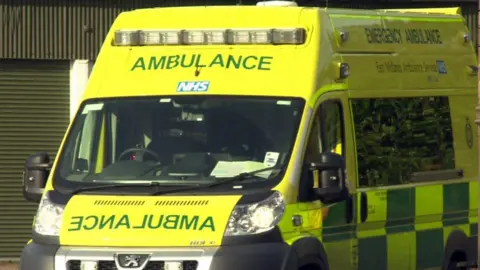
[91,199,209,207]
[154,200,209,206]
[67,260,198,270]
[93,200,145,206]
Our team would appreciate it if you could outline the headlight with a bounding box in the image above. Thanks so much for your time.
[224,191,285,236]
[34,194,65,236]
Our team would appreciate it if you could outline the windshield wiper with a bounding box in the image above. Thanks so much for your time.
[150,166,283,196]
[70,167,282,196]
[71,182,164,195]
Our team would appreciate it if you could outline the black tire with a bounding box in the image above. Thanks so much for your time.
[443,230,470,270]
[299,257,328,270]
[446,253,468,270]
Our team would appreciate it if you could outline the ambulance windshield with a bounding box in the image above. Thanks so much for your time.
[54,96,304,188]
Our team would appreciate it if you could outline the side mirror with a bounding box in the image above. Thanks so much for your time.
[23,152,51,203]
[308,152,348,204]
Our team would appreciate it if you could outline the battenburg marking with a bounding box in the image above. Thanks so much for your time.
[68,214,216,232]
[130,54,273,71]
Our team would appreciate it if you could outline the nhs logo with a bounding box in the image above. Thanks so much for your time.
[176,81,210,92]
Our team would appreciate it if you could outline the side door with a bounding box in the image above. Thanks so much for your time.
[353,95,474,270]
[301,91,357,270]
[352,96,420,270]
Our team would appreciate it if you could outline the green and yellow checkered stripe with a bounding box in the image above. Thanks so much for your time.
[321,180,478,270]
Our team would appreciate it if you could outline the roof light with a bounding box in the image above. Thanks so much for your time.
[114,30,140,46]
[272,28,305,44]
[181,30,226,44]
[113,28,306,46]
[226,29,272,44]
[338,63,350,79]
[140,30,181,45]
[332,61,349,80]
[139,31,161,45]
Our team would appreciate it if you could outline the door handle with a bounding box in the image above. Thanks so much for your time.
[360,192,368,223]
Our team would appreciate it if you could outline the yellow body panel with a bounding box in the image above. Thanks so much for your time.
[82,7,476,101]
[83,8,319,101]
[60,195,241,247]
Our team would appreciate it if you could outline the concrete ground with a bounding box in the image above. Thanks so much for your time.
[0,262,18,270]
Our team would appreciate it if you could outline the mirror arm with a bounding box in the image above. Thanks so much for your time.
[315,186,340,196]
[309,161,344,171]
[27,163,52,170]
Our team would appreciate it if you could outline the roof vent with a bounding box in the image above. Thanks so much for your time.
[256,1,298,7]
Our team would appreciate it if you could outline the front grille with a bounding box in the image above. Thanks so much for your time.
[67,261,81,270]
[67,260,198,270]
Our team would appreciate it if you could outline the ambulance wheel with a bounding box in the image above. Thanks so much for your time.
[446,252,467,270]
[299,257,328,270]
[443,230,469,270]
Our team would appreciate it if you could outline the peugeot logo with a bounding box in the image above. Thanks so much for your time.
[114,253,151,270]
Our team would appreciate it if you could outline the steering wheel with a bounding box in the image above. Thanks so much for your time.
[117,148,161,162]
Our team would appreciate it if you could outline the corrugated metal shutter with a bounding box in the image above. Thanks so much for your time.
[0,60,69,259]
[0,0,205,60]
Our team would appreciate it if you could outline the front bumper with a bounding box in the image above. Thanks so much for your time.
[20,242,297,270]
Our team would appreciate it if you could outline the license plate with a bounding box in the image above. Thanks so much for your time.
[165,261,183,270]
[80,261,98,270]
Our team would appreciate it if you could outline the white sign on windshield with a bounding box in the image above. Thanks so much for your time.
[264,152,280,168]
[210,161,271,179]
[81,103,104,114]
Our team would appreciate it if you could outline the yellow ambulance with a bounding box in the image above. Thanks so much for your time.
[19,2,478,270]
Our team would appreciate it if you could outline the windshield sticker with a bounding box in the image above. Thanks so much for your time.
[177,81,210,92]
[131,54,273,71]
[277,100,292,106]
[264,152,280,168]
[68,214,215,232]
[210,161,271,178]
[210,161,250,177]
[81,103,104,115]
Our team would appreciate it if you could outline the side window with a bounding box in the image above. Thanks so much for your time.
[352,96,454,187]
[319,101,344,156]
[69,111,101,173]
[107,111,117,164]
[305,118,321,161]
[305,100,345,160]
